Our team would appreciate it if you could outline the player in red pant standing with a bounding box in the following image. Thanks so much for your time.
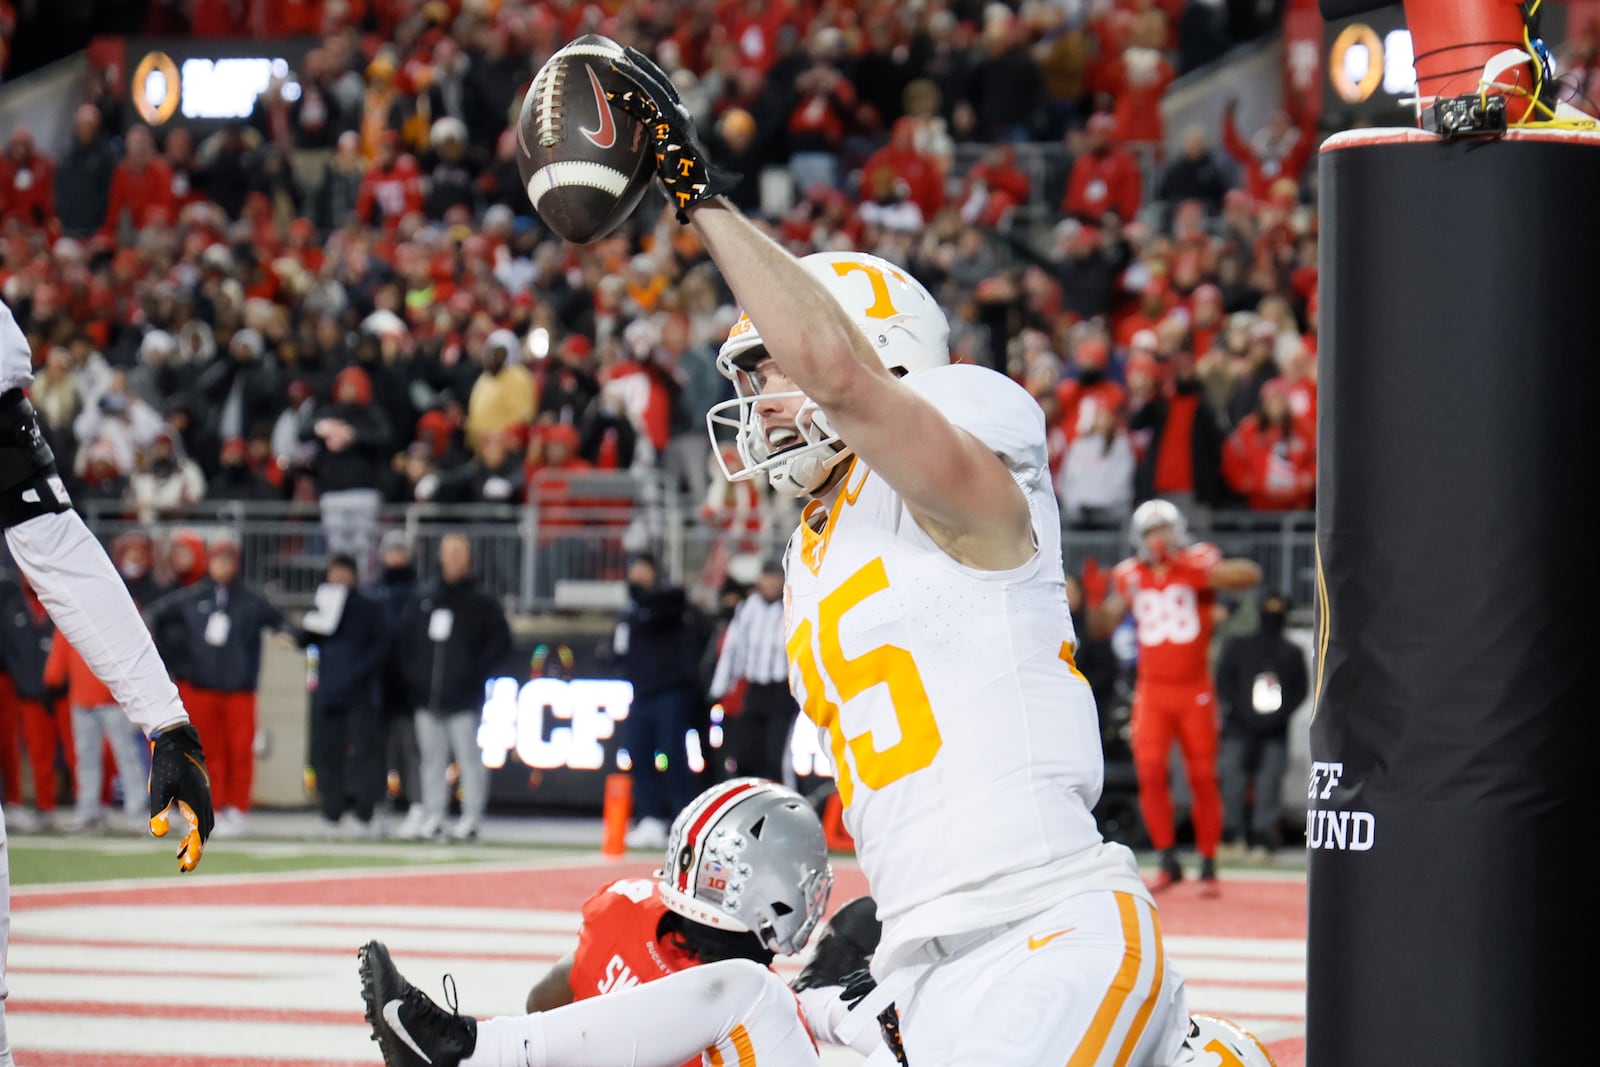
[1095,500,1261,895]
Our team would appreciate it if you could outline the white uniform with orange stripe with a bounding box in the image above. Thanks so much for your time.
[781,364,1192,1066]
[467,957,820,1067]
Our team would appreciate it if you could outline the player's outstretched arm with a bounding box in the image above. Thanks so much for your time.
[608,49,1028,565]
[1208,558,1262,592]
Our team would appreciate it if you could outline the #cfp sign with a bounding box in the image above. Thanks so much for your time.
[119,37,318,128]
[477,676,836,778]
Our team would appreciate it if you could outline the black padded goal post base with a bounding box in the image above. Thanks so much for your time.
[1311,127,1600,1067]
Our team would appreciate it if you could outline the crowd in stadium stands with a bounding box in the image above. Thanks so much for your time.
[2,0,1317,559]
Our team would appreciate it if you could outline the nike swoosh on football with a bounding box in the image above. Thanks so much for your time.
[1027,928,1076,951]
[580,64,617,149]
[383,1000,433,1064]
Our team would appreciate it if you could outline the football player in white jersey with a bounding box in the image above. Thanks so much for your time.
[600,46,1203,1067]
[0,296,215,1066]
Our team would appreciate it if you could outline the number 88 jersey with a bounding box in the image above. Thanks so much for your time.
[782,364,1150,976]
[1111,543,1222,688]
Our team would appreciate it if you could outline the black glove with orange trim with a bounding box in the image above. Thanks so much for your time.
[606,46,740,222]
[148,723,214,872]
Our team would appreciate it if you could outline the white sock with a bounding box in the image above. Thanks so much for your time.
[463,1014,547,1067]
[0,999,13,1066]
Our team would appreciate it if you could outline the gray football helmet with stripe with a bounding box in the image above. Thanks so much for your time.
[656,777,834,956]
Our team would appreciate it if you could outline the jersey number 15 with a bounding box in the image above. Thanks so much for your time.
[785,557,942,808]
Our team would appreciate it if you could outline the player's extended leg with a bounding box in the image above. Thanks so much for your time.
[1174,688,1224,895]
[1129,687,1182,885]
[896,891,1191,1067]
[359,942,816,1067]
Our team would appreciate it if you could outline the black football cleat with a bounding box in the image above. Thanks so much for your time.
[359,940,477,1067]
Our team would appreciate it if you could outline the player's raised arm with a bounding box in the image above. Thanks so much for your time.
[700,204,1028,551]
[605,49,1030,569]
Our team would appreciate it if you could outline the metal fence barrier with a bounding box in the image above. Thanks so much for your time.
[75,494,1316,614]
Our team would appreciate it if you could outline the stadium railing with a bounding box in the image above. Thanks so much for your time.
[77,489,1315,614]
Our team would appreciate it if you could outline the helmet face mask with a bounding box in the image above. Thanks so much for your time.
[706,251,950,498]
[706,347,847,498]
[1131,499,1189,562]
[656,778,834,957]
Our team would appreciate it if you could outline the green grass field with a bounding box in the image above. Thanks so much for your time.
[6,837,556,886]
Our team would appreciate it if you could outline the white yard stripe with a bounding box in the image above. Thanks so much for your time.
[6,1012,378,1059]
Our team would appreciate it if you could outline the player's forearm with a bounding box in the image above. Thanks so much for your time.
[689,199,891,407]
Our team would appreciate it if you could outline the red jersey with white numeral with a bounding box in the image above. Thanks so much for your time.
[1112,543,1222,687]
[571,878,698,998]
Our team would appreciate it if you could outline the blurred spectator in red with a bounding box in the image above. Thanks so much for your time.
[859,117,945,222]
[75,439,130,513]
[464,328,535,453]
[1116,278,1171,346]
[1157,126,1230,216]
[357,131,424,229]
[786,28,856,195]
[1222,379,1315,511]
[54,105,116,237]
[100,125,175,239]
[1058,405,1136,531]
[112,531,169,608]
[1104,34,1175,150]
[1187,283,1226,356]
[1274,342,1317,441]
[1056,334,1127,444]
[964,9,1045,142]
[1130,349,1233,517]
[0,127,55,229]
[164,530,209,589]
[956,143,1030,229]
[858,165,925,233]
[1062,112,1142,223]
[1222,98,1317,204]
[525,421,591,485]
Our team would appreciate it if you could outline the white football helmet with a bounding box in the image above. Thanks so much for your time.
[1183,1013,1278,1067]
[1130,498,1190,561]
[705,251,950,497]
[656,778,834,956]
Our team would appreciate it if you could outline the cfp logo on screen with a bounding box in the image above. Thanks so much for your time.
[1306,761,1376,851]
[478,677,634,771]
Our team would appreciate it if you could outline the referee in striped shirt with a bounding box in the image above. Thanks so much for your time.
[708,558,798,785]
